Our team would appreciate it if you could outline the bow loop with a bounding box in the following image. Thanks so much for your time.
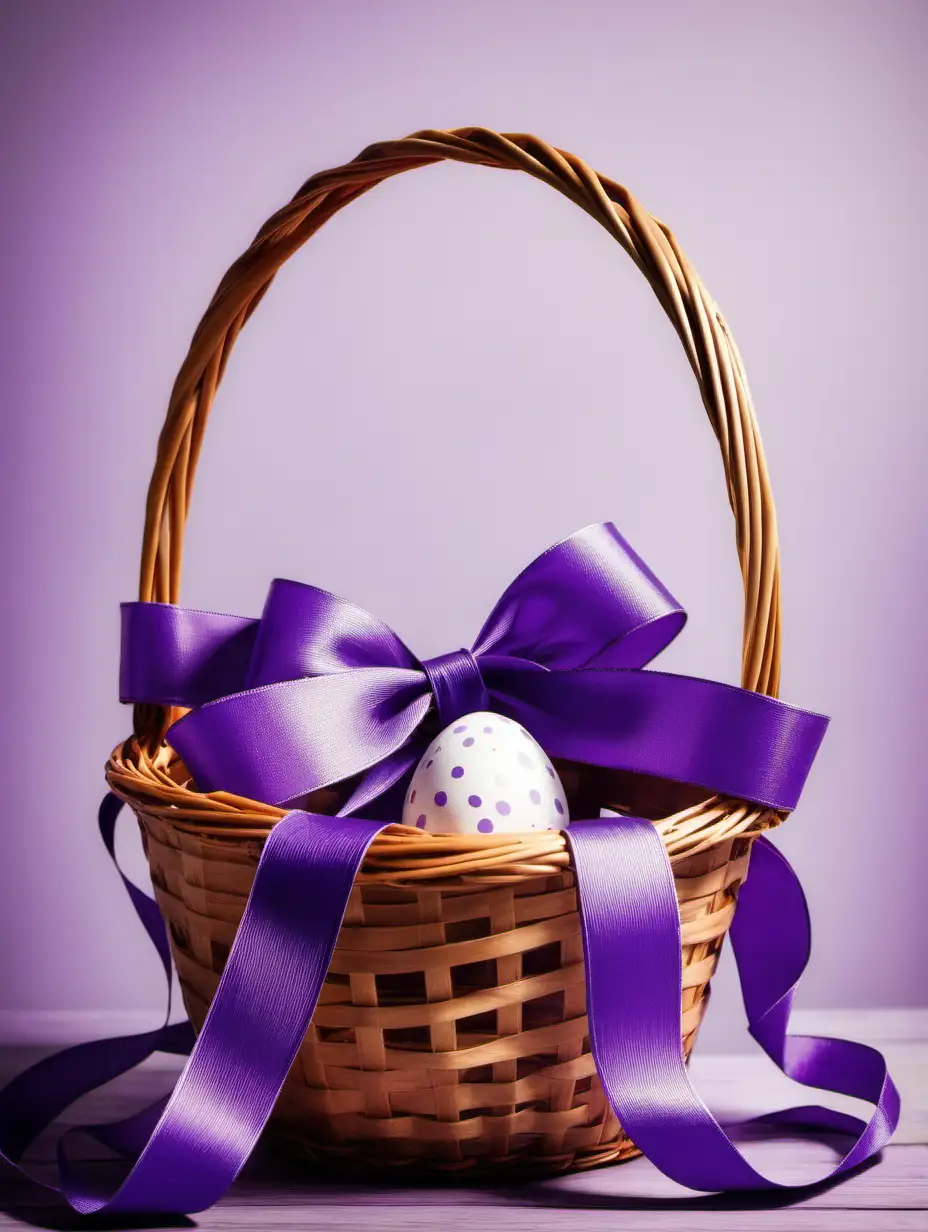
[119,522,829,812]
[472,522,686,669]
[247,578,418,688]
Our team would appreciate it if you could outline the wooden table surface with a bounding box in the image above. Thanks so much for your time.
[0,1013,924,1231]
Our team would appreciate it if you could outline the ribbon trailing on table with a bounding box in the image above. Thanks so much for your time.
[119,523,829,812]
[0,796,899,1215]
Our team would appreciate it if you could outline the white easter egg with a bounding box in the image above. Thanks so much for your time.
[402,711,569,835]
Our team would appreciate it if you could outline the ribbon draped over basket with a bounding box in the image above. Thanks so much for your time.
[119,522,828,813]
[0,523,900,1216]
[0,800,901,1215]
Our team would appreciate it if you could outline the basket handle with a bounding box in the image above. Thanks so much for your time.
[138,127,781,709]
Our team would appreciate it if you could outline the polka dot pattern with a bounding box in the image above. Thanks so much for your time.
[401,711,569,836]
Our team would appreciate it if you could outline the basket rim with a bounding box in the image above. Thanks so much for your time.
[108,737,778,885]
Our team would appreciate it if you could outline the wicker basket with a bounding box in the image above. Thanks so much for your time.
[107,128,783,1177]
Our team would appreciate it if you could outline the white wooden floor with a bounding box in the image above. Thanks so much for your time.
[0,1012,924,1230]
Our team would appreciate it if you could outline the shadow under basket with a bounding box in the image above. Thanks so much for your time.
[109,742,776,1177]
[111,129,788,1176]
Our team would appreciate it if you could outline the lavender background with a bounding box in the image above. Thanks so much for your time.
[1,0,925,1052]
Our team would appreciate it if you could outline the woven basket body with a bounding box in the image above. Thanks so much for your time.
[109,129,784,1176]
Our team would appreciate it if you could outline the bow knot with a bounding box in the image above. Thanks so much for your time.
[421,649,488,726]
[119,523,829,816]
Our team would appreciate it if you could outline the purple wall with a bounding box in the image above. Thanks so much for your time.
[1,0,925,1050]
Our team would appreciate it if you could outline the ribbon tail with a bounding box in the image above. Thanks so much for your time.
[567,818,900,1192]
[0,794,192,1170]
[97,791,176,1003]
[0,801,387,1215]
[485,662,829,812]
[730,837,901,1164]
[0,1023,193,1168]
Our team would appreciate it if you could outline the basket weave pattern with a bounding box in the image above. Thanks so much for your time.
[109,129,784,1174]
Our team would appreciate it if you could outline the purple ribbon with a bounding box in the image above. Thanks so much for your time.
[567,818,900,1191]
[0,797,898,1214]
[0,523,893,1214]
[119,523,829,813]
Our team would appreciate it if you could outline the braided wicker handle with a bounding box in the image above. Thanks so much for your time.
[138,128,781,742]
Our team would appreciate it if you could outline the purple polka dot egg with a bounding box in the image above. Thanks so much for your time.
[401,711,569,835]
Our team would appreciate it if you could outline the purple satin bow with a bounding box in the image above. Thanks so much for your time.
[120,523,828,812]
